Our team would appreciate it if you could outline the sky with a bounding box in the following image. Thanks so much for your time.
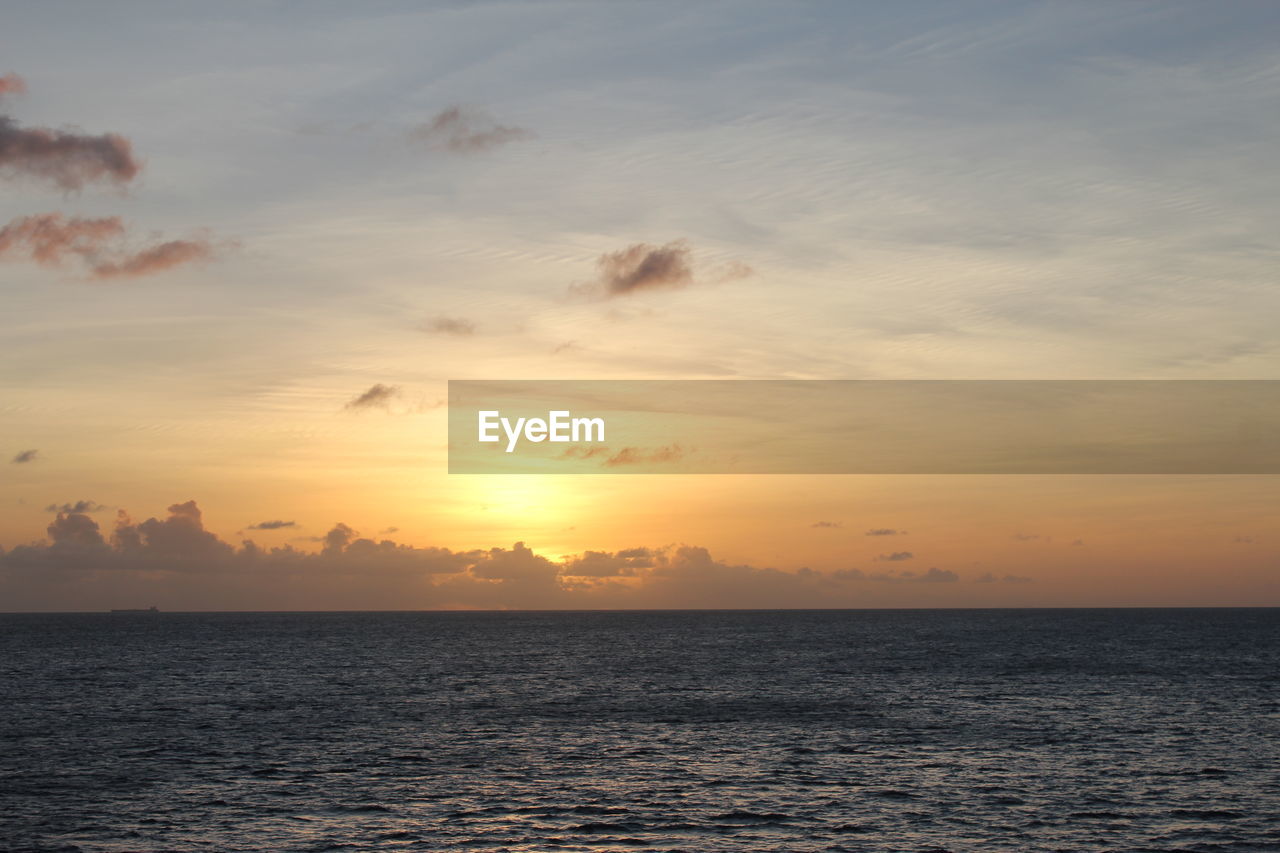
[2,0,1278,610]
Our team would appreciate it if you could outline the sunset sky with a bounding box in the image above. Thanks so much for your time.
[3,1,1278,609]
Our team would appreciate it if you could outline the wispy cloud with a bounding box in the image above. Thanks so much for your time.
[344,383,400,411]
[411,106,533,154]
[247,520,297,531]
[45,500,106,514]
[10,449,38,464]
[422,315,476,336]
[603,445,684,467]
[0,213,220,278]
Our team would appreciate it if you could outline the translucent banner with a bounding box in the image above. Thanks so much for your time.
[447,380,1280,474]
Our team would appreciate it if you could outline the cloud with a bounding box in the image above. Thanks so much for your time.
[563,547,656,577]
[114,500,232,560]
[92,237,216,278]
[865,528,904,536]
[976,572,1035,584]
[559,445,611,460]
[0,213,219,278]
[0,75,140,190]
[11,449,38,464]
[410,106,533,154]
[603,445,684,467]
[0,73,26,98]
[876,551,914,562]
[867,566,957,583]
[45,500,107,514]
[1011,533,1042,541]
[579,240,693,298]
[812,521,842,528]
[247,520,296,531]
[0,498,1011,610]
[423,315,475,336]
[572,241,754,299]
[344,383,400,411]
[47,512,106,549]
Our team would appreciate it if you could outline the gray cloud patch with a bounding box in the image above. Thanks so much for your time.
[411,106,533,154]
[11,449,38,464]
[344,383,400,411]
[45,500,106,514]
[876,551,914,562]
[248,520,296,531]
[423,315,475,336]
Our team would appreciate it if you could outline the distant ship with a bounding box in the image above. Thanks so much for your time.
[110,606,160,613]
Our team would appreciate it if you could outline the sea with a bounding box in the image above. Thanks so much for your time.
[1,609,1277,852]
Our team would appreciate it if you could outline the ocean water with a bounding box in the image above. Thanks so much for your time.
[1,610,1278,852]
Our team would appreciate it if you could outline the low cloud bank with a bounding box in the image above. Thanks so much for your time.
[0,500,1028,610]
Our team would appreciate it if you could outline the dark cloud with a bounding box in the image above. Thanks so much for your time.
[876,551,914,562]
[411,106,533,154]
[865,528,903,536]
[0,499,1007,610]
[423,315,475,336]
[0,213,219,278]
[812,521,842,528]
[563,547,656,577]
[0,74,141,190]
[11,449,38,464]
[572,241,754,299]
[867,566,957,583]
[114,501,232,560]
[48,512,106,549]
[247,520,296,531]
[469,541,559,583]
[1011,533,1042,541]
[45,500,107,514]
[344,383,400,411]
[582,240,693,298]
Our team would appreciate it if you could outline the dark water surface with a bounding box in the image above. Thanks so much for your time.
[2,610,1278,852]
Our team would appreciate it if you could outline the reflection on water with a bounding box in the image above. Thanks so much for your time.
[2,609,1277,851]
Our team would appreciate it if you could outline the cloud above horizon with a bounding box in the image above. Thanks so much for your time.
[411,106,533,154]
[423,315,476,336]
[0,74,141,190]
[344,383,400,411]
[247,520,297,530]
[11,449,38,464]
[0,213,218,279]
[0,500,997,610]
[45,500,107,514]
